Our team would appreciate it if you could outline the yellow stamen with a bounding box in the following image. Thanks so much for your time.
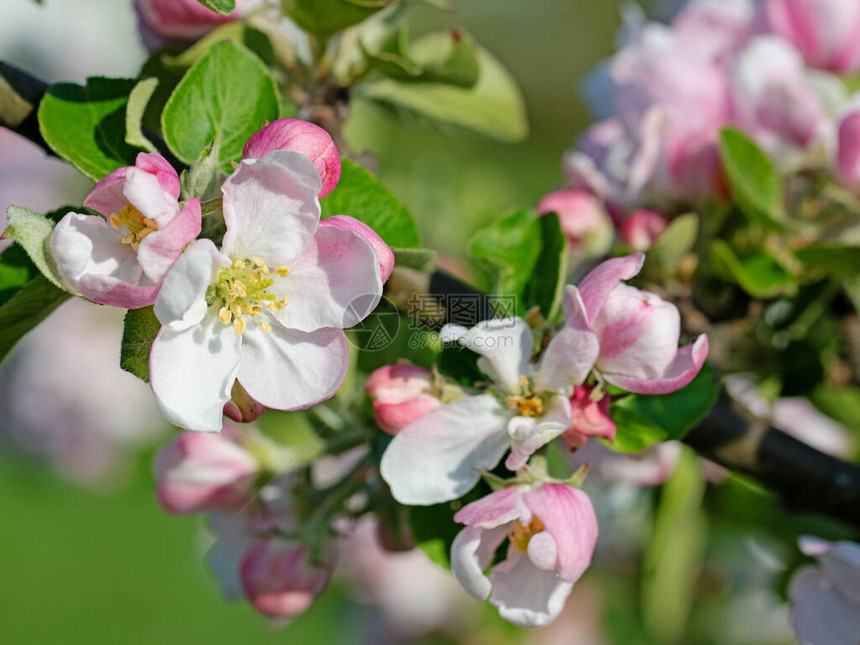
[509,516,546,553]
[259,321,272,334]
[275,266,290,277]
[219,307,232,325]
[233,317,247,335]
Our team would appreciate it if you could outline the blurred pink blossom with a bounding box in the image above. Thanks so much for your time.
[365,364,443,435]
[536,190,614,258]
[618,209,669,251]
[134,0,256,49]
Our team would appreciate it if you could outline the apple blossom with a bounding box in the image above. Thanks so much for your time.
[671,0,755,63]
[536,190,613,257]
[149,150,386,432]
[618,209,668,251]
[51,153,201,309]
[560,252,709,395]
[789,537,860,644]
[563,385,615,448]
[153,428,259,514]
[134,0,254,48]
[243,118,343,199]
[365,364,444,435]
[450,483,598,628]
[240,537,334,620]
[380,316,594,505]
[761,0,860,74]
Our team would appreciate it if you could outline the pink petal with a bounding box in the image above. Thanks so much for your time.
[321,215,394,283]
[83,167,130,217]
[535,285,600,392]
[790,566,860,645]
[372,395,441,436]
[523,484,598,584]
[454,486,532,529]
[135,152,181,199]
[221,151,321,268]
[527,532,559,572]
[576,253,645,326]
[243,119,342,199]
[603,334,709,395]
[267,222,382,333]
[137,197,202,283]
[236,325,349,411]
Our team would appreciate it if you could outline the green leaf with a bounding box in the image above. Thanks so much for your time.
[3,206,68,290]
[196,0,235,14]
[0,276,70,365]
[468,208,541,304]
[641,447,708,644]
[281,0,388,37]
[254,410,325,471]
[320,159,420,248]
[810,385,860,435]
[120,306,161,382]
[162,41,279,171]
[795,243,860,278]
[162,22,276,70]
[363,26,479,88]
[392,246,436,272]
[719,128,786,228]
[711,240,797,299]
[523,212,567,321]
[647,212,698,270]
[609,364,719,452]
[361,33,528,143]
[125,77,159,153]
[38,77,142,182]
[180,140,222,200]
[0,244,36,304]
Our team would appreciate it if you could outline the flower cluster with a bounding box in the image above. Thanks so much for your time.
[50,119,392,434]
[546,0,860,250]
[369,252,708,626]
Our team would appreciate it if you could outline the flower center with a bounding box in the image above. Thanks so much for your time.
[207,257,289,336]
[109,203,158,251]
[506,395,545,417]
[509,516,546,553]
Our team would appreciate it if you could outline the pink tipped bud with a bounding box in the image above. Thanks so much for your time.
[836,109,860,192]
[223,381,267,424]
[564,385,616,448]
[536,190,613,257]
[134,0,248,48]
[319,215,394,283]
[154,431,259,514]
[618,209,668,251]
[243,119,342,199]
[365,365,443,435]
[240,538,333,620]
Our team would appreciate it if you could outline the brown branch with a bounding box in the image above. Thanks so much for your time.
[0,62,51,154]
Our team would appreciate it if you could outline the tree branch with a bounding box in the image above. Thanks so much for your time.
[387,267,860,528]
[0,62,52,154]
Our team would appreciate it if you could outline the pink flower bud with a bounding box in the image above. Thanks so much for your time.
[618,209,668,251]
[536,190,613,256]
[836,108,860,192]
[564,385,616,448]
[243,119,342,199]
[320,216,394,283]
[134,0,250,49]
[223,381,266,424]
[154,431,258,514]
[240,538,333,620]
[365,365,443,435]
[761,0,860,73]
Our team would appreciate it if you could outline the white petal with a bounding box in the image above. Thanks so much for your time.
[154,239,226,331]
[505,395,572,471]
[790,566,860,645]
[124,167,179,228]
[527,531,559,572]
[451,525,510,601]
[150,316,242,432]
[380,393,511,505]
[269,224,382,333]
[221,151,321,267]
[236,325,348,411]
[489,550,574,628]
[452,318,534,394]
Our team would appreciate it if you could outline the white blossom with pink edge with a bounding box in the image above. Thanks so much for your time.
[450,483,598,628]
[548,252,709,395]
[381,316,591,505]
[149,150,386,432]
[51,153,201,309]
[789,536,860,644]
